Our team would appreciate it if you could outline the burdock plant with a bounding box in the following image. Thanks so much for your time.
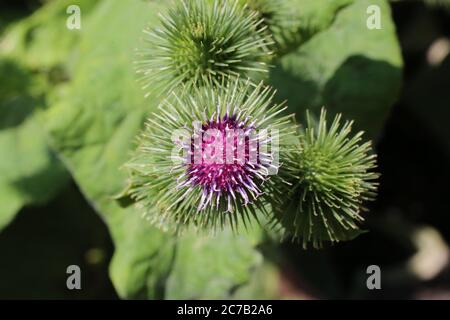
[127,0,379,247]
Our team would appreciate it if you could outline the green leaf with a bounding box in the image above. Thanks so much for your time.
[269,0,403,138]
[277,0,354,53]
[0,58,68,231]
[165,229,262,299]
[44,0,264,299]
[0,0,102,230]
[0,0,100,70]
[108,206,175,299]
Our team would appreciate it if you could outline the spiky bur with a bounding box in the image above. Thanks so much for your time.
[125,80,296,233]
[136,0,274,97]
[238,0,302,54]
[272,109,379,249]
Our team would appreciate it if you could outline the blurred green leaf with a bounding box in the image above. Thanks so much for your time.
[270,0,403,138]
[230,260,280,299]
[165,230,262,299]
[0,58,68,231]
[43,0,265,299]
[276,0,353,54]
[0,0,103,230]
[0,0,100,71]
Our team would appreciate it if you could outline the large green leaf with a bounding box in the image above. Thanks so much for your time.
[0,0,102,230]
[165,229,263,299]
[270,0,403,138]
[0,0,100,70]
[0,58,68,230]
[43,0,264,299]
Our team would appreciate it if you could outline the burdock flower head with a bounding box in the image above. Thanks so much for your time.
[273,109,379,249]
[136,0,273,97]
[125,80,296,232]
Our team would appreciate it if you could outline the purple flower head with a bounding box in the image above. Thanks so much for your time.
[185,113,267,212]
[126,81,296,232]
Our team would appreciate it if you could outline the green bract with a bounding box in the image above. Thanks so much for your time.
[125,80,296,233]
[273,109,379,248]
[136,0,273,97]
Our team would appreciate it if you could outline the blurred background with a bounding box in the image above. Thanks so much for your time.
[0,0,450,299]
